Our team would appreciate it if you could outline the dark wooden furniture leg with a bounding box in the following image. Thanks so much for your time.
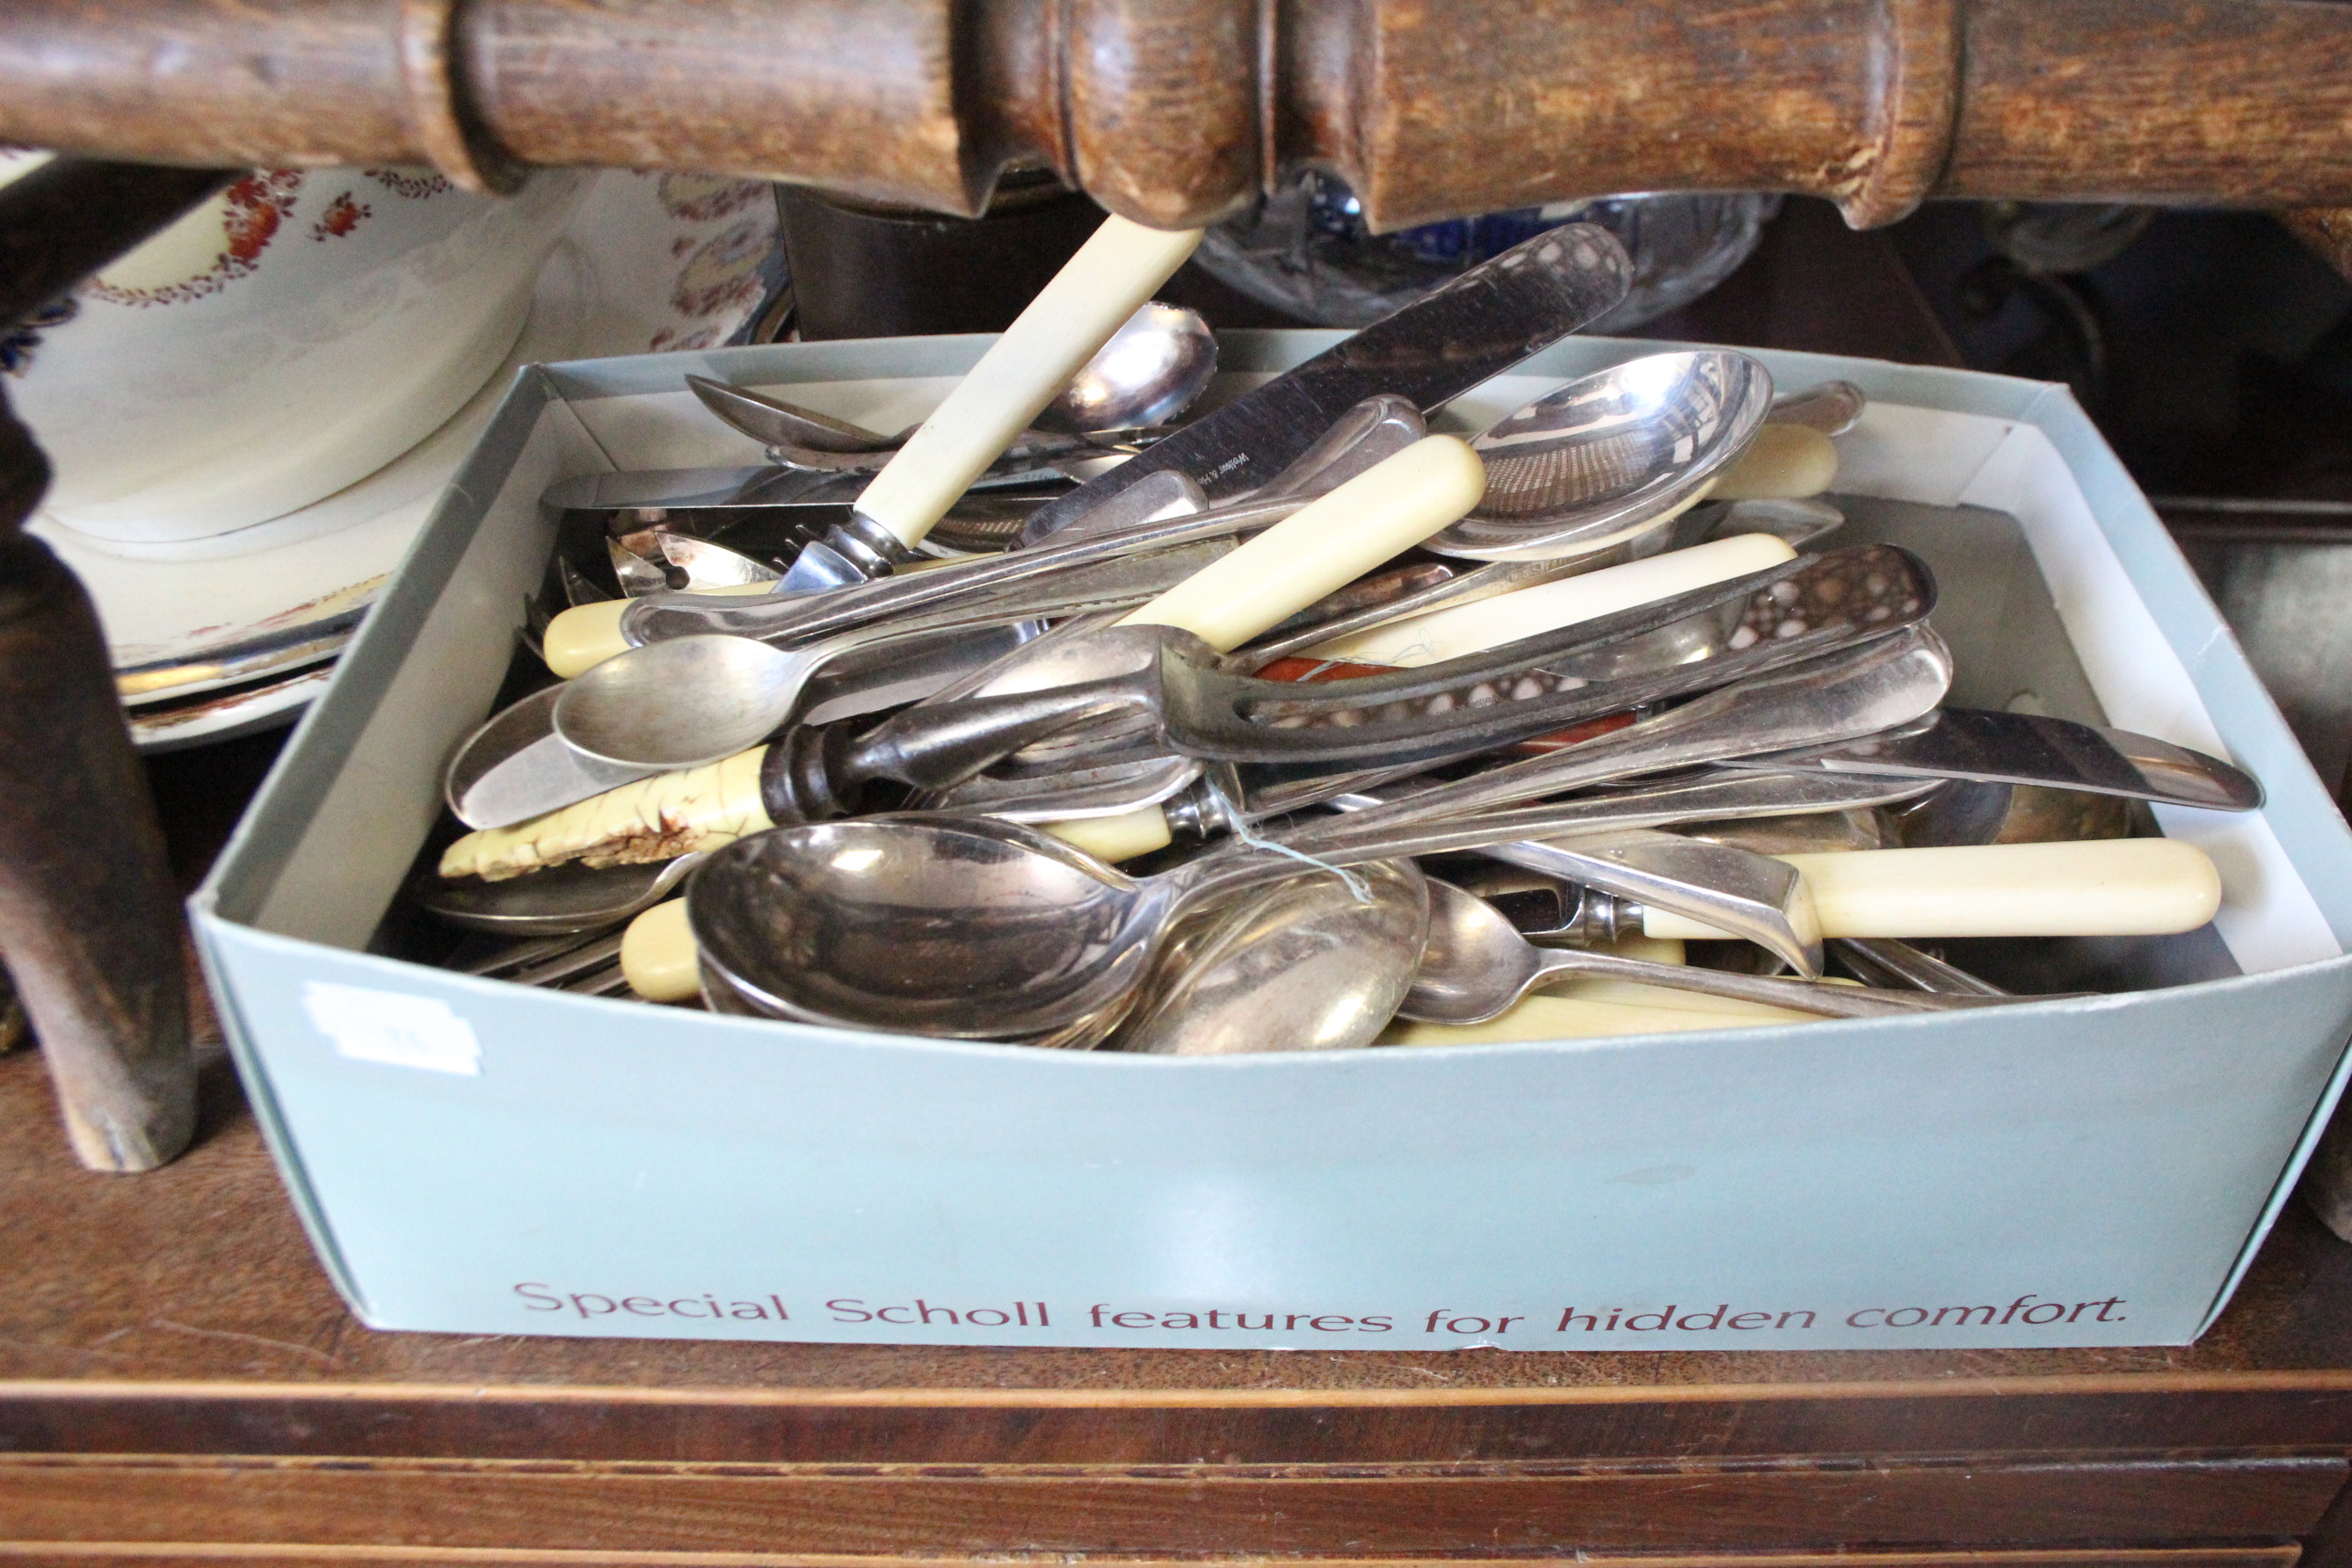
[0,160,236,1171]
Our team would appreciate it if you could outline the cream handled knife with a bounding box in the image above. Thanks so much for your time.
[780,213,1204,591]
[1637,838,2223,940]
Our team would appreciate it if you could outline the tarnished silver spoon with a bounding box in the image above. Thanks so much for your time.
[1115,859,1431,1055]
[687,801,1802,1042]
[1398,878,2004,1026]
[685,302,1218,469]
[1422,348,1776,562]
[416,852,708,936]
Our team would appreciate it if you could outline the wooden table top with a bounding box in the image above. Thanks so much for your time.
[11,197,2352,1450]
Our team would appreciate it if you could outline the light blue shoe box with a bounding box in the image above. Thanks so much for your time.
[194,332,2352,1350]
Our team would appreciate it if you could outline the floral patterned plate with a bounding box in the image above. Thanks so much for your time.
[23,170,785,750]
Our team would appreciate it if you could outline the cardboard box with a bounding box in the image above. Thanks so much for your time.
[195,332,2352,1350]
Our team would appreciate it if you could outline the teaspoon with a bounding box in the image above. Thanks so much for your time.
[1399,879,2004,1026]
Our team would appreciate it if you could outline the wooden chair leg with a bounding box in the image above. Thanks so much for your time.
[0,159,243,1171]
[0,403,192,1171]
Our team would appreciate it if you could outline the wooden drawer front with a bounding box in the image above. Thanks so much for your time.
[0,1455,2338,1556]
[14,1388,2352,1466]
[0,1548,2308,1568]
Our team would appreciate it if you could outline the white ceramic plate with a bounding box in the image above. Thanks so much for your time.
[28,170,784,750]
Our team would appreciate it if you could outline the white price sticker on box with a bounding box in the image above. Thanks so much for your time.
[302,982,483,1076]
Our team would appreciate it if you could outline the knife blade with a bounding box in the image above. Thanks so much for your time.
[1725,707,2265,810]
[1015,223,1634,544]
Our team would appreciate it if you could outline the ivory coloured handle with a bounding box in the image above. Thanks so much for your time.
[1044,805,1176,863]
[543,582,774,680]
[1640,838,2223,940]
[440,748,769,882]
[544,601,629,680]
[1708,423,1839,501]
[856,215,1203,549]
[621,899,700,1003]
[1119,435,1486,652]
[1304,532,1795,665]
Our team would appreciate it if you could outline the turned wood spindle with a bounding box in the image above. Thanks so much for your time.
[0,159,237,1171]
[8,0,2352,232]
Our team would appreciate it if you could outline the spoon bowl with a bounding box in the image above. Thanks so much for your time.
[1888,779,2133,848]
[416,852,706,935]
[692,816,1178,1039]
[1402,878,1987,1024]
[1034,302,1220,434]
[555,633,804,769]
[1426,349,1776,562]
[1769,379,1867,436]
[689,798,1624,1041]
[1116,859,1430,1055]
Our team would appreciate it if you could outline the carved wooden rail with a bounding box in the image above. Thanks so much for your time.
[6,0,2352,232]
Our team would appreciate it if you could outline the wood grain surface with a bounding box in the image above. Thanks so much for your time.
[0,1552,2314,1567]
[5,0,2352,229]
[1,1452,2341,1553]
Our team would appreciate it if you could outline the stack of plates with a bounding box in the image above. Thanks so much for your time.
[30,170,787,750]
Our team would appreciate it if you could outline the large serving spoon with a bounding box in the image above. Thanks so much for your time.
[446,569,1191,831]
[680,811,1479,1039]
[544,544,1226,775]
[1399,879,2004,1025]
[608,769,1936,1005]
[1416,353,1843,565]
[1421,350,1774,563]
[684,804,2008,1043]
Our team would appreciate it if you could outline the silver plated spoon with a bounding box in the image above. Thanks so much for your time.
[689,798,1829,1042]
[416,852,708,936]
[1399,879,2004,1026]
[449,616,1052,831]
[1115,859,1431,1055]
[687,302,1217,462]
[1769,379,1867,436]
[546,545,1226,778]
[1421,349,1776,563]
